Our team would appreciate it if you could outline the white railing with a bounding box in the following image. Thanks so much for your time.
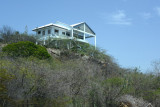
[37,34,88,43]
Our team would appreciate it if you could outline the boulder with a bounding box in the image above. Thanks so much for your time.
[117,95,153,107]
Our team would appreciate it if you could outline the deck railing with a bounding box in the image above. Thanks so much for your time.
[36,34,88,43]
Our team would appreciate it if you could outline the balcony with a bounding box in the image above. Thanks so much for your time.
[36,34,88,43]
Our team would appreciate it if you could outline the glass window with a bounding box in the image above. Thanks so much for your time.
[38,31,41,34]
[42,31,45,35]
[62,32,65,35]
[55,29,59,34]
[48,29,51,34]
[66,32,70,36]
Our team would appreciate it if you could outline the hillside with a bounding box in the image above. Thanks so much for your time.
[0,29,159,107]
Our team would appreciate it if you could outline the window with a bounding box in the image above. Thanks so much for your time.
[42,31,45,35]
[66,32,70,36]
[62,32,65,35]
[55,29,59,34]
[48,29,51,34]
[38,31,41,34]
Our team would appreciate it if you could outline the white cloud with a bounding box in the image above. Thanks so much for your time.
[100,10,132,25]
[154,7,160,16]
[140,12,152,19]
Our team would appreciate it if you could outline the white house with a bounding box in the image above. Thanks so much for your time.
[32,21,96,48]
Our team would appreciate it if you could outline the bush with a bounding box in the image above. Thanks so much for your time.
[0,26,36,43]
[33,45,51,59]
[8,33,36,43]
[2,41,51,59]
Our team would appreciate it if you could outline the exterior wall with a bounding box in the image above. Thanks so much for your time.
[36,26,70,39]
[53,26,67,36]
[35,26,89,44]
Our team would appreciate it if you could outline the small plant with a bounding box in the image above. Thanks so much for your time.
[2,41,51,59]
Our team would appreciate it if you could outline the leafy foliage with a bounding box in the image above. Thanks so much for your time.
[2,41,51,59]
[0,68,14,106]
[1,26,160,106]
[0,25,36,44]
[0,47,160,106]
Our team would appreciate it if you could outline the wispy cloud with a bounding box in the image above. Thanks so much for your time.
[100,10,132,25]
[154,7,160,16]
[140,12,152,19]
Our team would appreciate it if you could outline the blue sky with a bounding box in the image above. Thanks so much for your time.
[1,0,160,72]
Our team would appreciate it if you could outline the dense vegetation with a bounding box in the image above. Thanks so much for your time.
[2,41,51,59]
[0,26,160,107]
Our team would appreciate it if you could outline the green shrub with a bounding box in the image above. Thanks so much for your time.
[2,41,51,59]
[33,45,51,59]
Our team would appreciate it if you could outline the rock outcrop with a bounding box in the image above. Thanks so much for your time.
[117,95,153,107]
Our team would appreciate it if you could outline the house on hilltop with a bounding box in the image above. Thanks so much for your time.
[32,21,96,48]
